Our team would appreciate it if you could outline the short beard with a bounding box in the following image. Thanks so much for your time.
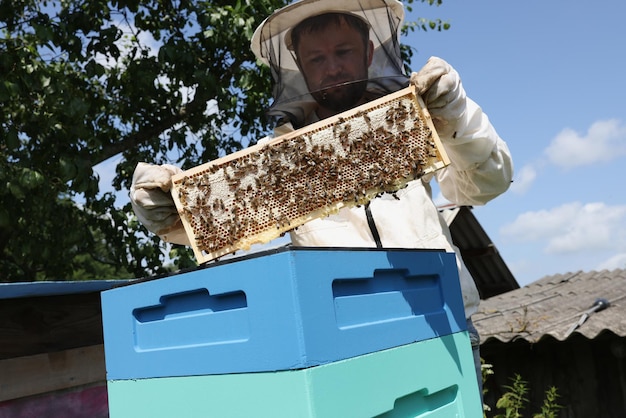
[311,79,368,113]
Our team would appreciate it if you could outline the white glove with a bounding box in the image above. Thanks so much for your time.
[130,162,190,245]
[410,56,467,138]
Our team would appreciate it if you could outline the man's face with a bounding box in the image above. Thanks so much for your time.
[295,20,373,114]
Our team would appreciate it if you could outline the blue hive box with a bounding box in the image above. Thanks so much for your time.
[101,247,466,380]
[107,332,482,418]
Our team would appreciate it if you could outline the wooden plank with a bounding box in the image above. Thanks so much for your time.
[171,85,449,263]
[0,344,105,402]
[0,383,108,418]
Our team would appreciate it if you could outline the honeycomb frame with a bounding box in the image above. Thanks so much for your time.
[171,85,450,264]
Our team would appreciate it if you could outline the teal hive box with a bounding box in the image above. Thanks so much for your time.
[107,332,482,418]
[101,247,466,380]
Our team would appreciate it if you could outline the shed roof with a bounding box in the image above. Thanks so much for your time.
[473,268,626,343]
[441,205,519,299]
[0,280,130,300]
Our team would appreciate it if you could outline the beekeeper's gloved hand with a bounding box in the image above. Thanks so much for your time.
[130,162,190,245]
[410,56,467,138]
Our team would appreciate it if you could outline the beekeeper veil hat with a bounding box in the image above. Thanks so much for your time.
[251,0,408,129]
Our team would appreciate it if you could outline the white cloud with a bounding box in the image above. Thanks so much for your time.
[596,253,626,271]
[545,119,626,169]
[501,202,626,254]
[509,163,537,194]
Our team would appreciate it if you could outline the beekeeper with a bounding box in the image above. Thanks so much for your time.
[130,0,514,390]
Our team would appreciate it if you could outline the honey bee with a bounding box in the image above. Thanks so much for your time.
[357,110,371,126]
[182,207,194,221]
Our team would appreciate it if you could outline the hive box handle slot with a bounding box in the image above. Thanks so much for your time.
[375,385,459,417]
[133,288,247,322]
[332,269,444,329]
[132,289,250,351]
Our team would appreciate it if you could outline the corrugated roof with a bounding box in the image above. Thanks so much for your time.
[441,205,519,299]
[473,269,626,343]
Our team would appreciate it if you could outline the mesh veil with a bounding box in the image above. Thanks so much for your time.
[251,0,409,129]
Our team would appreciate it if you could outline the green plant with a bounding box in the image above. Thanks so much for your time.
[532,386,562,418]
[494,374,529,418]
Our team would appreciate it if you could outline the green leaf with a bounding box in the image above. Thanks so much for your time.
[0,207,10,228]
[19,168,44,189]
[7,182,25,200]
[4,129,20,151]
[59,158,79,181]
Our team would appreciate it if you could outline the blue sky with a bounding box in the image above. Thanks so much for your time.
[404,0,626,285]
[96,0,625,287]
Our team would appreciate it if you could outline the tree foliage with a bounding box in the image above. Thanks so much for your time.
[0,0,447,282]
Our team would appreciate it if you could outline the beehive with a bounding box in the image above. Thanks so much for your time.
[171,85,450,263]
